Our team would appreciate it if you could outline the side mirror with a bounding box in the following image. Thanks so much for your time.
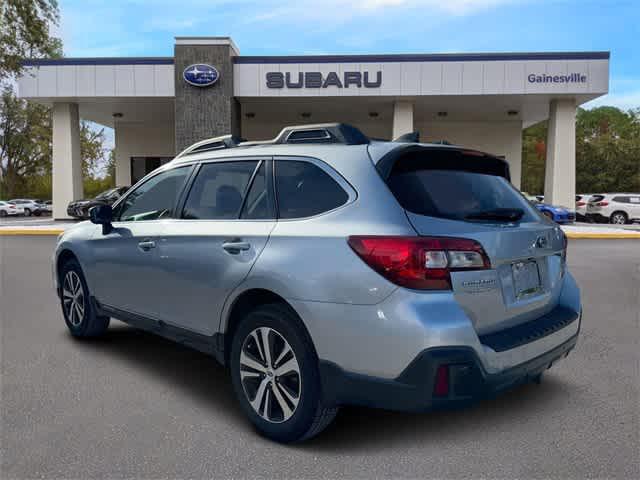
[89,204,113,234]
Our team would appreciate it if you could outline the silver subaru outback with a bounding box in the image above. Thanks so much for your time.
[53,123,581,443]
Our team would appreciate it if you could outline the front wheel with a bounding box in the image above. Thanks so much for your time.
[23,208,31,216]
[59,259,110,337]
[230,304,337,443]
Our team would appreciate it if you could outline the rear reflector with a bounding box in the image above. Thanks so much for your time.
[433,365,449,397]
[347,236,490,290]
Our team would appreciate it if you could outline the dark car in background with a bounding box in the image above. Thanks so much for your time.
[67,186,130,219]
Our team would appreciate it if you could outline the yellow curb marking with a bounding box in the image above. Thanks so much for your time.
[0,229,64,236]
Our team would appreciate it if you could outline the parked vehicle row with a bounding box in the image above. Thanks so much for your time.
[524,192,640,225]
[0,199,51,217]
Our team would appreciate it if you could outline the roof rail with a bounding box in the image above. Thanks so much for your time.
[176,123,370,158]
[175,134,245,158]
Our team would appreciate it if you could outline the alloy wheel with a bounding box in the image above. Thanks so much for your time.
[239,327,301,423]
[63,271,85,327]
[612,214,626,224]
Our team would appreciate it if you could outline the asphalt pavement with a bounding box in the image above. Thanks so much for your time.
[1,237,638,479]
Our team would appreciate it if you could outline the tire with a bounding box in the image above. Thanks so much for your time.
[34,211,41,217]
[230,303,338,443]
[610,212,627,225]
[59,259,110,337]
[0,210,6,217]
[24,208,31,216]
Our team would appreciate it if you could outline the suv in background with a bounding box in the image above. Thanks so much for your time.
[66,186,130,219]
[52,124,581,443]
[586,193,640,224]
[8,198,45,216]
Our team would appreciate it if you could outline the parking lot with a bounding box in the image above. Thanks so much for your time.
[1,236,638,479]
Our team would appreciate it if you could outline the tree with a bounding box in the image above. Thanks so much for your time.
[0,85,52,198]
[521,106,640,195]
[0,0,61,80]
[0,87,113,199]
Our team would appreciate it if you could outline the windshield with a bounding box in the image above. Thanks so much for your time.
[388,168,538,222]
[95,188,118,200]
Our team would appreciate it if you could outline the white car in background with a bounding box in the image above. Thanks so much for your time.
[0,201,24,217]
[586,193,640,224]
[8,198,46,216]
[575,194,593,221]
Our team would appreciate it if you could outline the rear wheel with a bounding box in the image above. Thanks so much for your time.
[24,208,31,216]
[610,212,627,225]
[230,304,337,443]
[0,210,6,217]
[59,259,110,337]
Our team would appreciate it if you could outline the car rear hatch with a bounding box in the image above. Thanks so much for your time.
[376,145,567,336]
[586,194,606,214]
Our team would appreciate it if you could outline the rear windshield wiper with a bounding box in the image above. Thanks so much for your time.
[465,208,524,222]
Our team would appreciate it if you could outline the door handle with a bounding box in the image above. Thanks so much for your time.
[138,239,156,251]
[222,240,251,254]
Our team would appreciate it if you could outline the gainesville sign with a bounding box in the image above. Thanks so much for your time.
[266,71,382,89]
[528,73,587,84]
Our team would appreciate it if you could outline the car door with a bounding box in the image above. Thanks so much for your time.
[87,165,192,318]
[152,158,276,335]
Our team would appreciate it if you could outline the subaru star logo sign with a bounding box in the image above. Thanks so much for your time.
[183,63,219,87]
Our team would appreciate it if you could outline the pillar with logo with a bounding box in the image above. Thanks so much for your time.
[174,37,241,152]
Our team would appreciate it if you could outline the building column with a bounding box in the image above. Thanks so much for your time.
[114,123,132,187]
[392,101,414,140]
[52,103,83,220]
[544,99,576,207]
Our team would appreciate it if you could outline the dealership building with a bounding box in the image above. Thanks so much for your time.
[17,37,609,219]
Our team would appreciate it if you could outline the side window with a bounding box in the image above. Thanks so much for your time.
[115,167,189,222]
[629,197,640,204]
[275,160,349,219]
[612,196,629,203]
[240,162,275,219]
[182,161,258,220]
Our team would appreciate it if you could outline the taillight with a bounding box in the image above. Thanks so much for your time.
[576,201,586,207]
[347,236,490,290]
[597,201,609,207]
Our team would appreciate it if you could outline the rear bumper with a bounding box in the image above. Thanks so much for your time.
[320,311,580,412]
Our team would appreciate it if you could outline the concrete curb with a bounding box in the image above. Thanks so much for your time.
[1,228,639,239]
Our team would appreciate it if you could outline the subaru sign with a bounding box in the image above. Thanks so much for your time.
[183,64,219,87]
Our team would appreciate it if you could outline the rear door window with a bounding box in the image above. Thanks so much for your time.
[387,155,536,222]
[275,160,349,219]
[182,161,259,220]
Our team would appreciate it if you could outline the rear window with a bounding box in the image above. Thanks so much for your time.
[275,160,349,219]
[589,195,605,203]
[387,157,535,222]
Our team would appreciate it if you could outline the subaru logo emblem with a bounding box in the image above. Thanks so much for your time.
[535,236,548,249]
[183,64,219,87]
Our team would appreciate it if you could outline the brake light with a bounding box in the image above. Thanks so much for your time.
[576,201,586,207]
[597,201,609,207]
[433,365,450,397]
[347,236,490,290]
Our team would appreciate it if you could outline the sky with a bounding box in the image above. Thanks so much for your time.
[55,0,640,111]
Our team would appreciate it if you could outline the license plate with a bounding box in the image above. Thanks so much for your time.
[512,260,541,298]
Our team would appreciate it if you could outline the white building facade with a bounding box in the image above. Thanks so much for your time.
[17,37,609,219]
